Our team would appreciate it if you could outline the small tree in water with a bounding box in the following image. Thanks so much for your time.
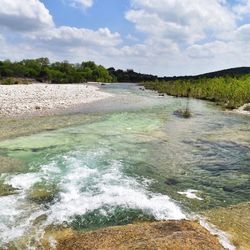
[174,88,192,118]
[184,88,192,118]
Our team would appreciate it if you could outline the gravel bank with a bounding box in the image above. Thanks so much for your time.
[0,84,113,117]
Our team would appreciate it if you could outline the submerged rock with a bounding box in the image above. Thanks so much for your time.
[0,156,26,174]
[27,182,59,203]
[164,178,179,186]
[0,182,19,196]
[40,227,75,249]
[174,109,192,118]
[54,220,224,250]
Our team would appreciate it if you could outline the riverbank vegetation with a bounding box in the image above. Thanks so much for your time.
[108,68,158,82]
[143,75,250,109]
[0,58,114,84]
[1,58,250,109]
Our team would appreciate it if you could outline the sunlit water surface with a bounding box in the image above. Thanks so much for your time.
[0,83,249,248]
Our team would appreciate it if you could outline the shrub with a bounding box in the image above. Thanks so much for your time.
[143,75,250,109]
[1,78,15,85]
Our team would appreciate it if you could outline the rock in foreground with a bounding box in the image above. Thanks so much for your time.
[56,220,224,250]
[205,202,250,250]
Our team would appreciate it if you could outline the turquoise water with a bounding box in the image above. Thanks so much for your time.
[0,83,249,248]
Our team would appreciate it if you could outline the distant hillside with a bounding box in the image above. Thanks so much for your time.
[198,67,250,78]
[108,67,250,82]
[158,67,250,81]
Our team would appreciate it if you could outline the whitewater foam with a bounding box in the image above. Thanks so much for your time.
[199,218,236,250]
[0,150,186,247]
[47,156,185,224]
[7,172,41,190]
[178,189,203,201]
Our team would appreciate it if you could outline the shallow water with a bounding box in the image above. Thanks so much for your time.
[0,83,249,248]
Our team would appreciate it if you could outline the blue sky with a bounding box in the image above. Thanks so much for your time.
[42,1,132,32]
[0,0,250,76]
[41,0,144,46]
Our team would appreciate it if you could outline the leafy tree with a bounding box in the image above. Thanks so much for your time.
[0,58,116,83]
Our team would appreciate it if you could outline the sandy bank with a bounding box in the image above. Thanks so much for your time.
[0,83,113,117]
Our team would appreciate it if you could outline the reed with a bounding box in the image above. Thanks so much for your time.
[143,75,250,109]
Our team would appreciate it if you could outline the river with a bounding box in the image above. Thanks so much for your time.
[0,83,249,248]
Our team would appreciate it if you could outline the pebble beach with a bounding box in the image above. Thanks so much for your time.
[0,83,113,117]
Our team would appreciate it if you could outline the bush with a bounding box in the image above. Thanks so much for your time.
[1,78,15,85]
[0,58,116,84]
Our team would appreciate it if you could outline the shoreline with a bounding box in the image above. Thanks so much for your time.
[0,83,114,118]
[141,83,250,116]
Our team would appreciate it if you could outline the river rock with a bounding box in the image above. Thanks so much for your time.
[0,182,19,196]
[55,220,224,250]
[27,182,59,203]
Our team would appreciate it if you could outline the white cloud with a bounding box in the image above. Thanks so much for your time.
[33,26,121,49]
[119,0,250,75]
[126,0,236,45]
[0,0,54,31]
[68,0,94,9]
[235,24,250,41]
[0,0,121,63]
[187,41,233,59]
[0,0,250,76]
[233,0,250,15]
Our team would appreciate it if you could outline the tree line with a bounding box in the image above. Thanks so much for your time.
[0,58,113,84]
[1,58,250,110]
[1,58,250,85]
[0,58,162,84]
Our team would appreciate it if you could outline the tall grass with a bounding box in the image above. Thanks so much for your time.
[143,75,250,109]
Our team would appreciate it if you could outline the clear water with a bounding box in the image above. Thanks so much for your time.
[0,83,249,248]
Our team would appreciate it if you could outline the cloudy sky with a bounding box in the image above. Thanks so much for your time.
[0,0,250,76]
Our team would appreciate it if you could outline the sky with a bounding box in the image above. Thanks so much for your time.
[0,0,250,76]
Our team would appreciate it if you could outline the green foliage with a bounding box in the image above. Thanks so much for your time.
[0,58,115,84]
[1,78,15,85]
[108,68,157,83]
[143,76,250,109]
[1,77,30,85]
